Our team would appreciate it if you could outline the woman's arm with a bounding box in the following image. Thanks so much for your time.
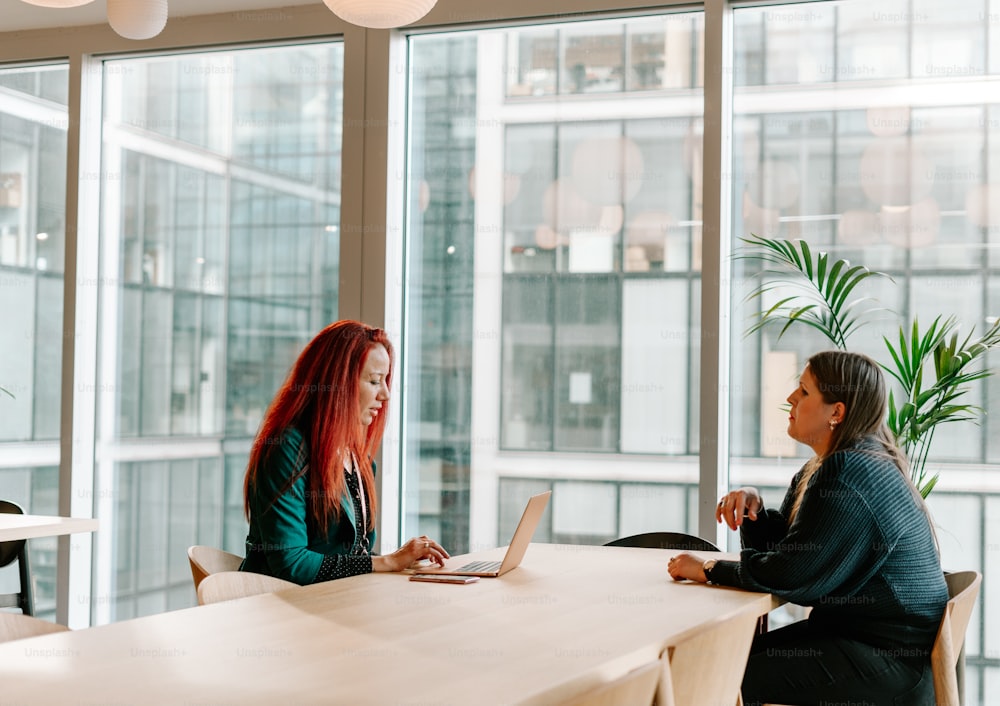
[249,429,371,584]
[736,474,800,551]
[706,455,884,603]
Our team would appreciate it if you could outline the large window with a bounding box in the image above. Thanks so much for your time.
[93,43,343,622]
[0,64,67,620]
[402,14,705,553]
[400,2,999,699]
[728,1,1000,700]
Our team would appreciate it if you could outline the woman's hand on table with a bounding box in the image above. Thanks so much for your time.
[667,552,708,583]
[372,536,449,572]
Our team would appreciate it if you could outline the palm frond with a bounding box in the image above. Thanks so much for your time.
[738,234,1000,500]
[737,235,892,349]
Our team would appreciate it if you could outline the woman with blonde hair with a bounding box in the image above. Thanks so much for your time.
[241,320,448,583]
[668,350,946,705]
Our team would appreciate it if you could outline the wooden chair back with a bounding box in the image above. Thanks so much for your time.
[0,612,70,643]
[659,607,759,706]
[763,571,983,706]
[187,545,243,591]
[932,570,981,706]
[196,570,298,605]
[555,660,661,706]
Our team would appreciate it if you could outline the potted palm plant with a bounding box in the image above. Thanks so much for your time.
[738,234,1000,498]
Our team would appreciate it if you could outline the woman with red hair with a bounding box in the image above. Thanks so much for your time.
[241,320,448,583]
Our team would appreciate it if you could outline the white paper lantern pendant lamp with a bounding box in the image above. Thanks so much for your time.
[322,0,437,29]
[107,0,169,40]
[19,0,94,7]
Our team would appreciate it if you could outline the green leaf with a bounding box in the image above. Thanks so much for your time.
[736,234,1000,500]
[918,473,940,499]
[799,240,813,280]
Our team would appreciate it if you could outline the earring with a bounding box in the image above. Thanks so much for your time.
[829,419,839,431]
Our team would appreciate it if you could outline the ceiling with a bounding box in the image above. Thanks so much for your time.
[1,0,296,32]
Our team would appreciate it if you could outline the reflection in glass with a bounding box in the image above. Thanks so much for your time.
[554,277,620,451]
[730,2,1000,667]
[501,276,553,450]
[506,15,704,98]
[406,15,703,556]
[762,3,835,85]
[507,28,558,97]
[624,118,701,272]
[561,21,624,94]
[737,0,996,86]
[0,64,67,621]
[0,68,67,439]
[836,0,908,79]
[97,42,342,621]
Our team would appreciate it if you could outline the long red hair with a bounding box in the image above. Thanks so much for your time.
[243,320,394,535]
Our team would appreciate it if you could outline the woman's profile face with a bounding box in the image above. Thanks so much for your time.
[786,366,839,455]
[357,344,391,426]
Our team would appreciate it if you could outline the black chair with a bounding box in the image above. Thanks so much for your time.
[603,531,720,552]
[0,500,35,616]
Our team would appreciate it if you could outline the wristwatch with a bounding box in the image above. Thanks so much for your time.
[702,559,717,581]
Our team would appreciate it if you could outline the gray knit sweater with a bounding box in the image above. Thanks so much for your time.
[709,437,948,651]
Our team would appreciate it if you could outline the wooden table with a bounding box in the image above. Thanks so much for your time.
[0,513,98,542]
[0,543,777,705]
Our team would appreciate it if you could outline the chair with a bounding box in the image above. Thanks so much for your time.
[603,532,721,552]
[196,570,298,605]
[932,570,981,706]
[0,500,35,615]
[555,660,661,706]
[660,607,759,706]
[0,612,70,643]
[187,545,244,592]
[761,570,982,706]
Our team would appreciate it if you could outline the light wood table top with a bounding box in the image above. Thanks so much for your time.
[0,513,98,542]
[0,543,776,705]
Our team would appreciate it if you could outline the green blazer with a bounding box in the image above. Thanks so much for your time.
[241,426,377,584]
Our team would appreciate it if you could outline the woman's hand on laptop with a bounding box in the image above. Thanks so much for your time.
[373,536,450,572]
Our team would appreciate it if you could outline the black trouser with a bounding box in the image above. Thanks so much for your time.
[741,621,935,706]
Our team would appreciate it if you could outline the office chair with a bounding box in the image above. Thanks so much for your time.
[761,571,982,706]
[932,570,981,706]
[187,545,244,592]
[0,612,70,643]
[554,660,661,706]
[604,531,720,552]
[196,570,297,605]
[661,608,759,706]
[0,500,35,615]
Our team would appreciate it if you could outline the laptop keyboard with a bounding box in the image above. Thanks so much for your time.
[456,560,501,573]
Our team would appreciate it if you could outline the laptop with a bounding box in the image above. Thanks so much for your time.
[412,490,551,578]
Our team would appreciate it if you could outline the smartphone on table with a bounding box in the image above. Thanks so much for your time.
[409,574,480,584]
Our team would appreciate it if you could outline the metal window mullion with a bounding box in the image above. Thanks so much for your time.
[980,107,990,465]
[57,52,101,629]
[699,0,734,547]
[219,150,233,445]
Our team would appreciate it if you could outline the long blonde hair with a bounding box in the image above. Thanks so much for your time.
[787,351,913,525]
